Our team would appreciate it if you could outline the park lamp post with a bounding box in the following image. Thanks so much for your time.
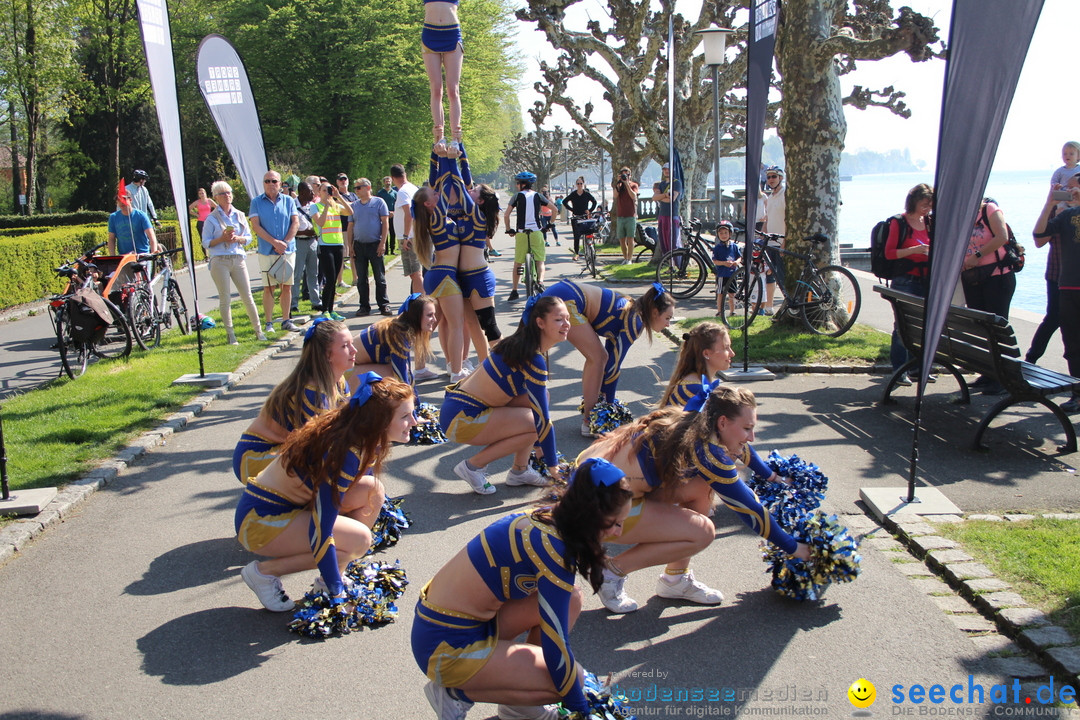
[696,24,734,227]
[560,135,570,201]
[594,122,612,210]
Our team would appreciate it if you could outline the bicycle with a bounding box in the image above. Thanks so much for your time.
[721,232,862,337]
[49,244,134,379]
[507,228,544,300]
[653,219,716,299]
[125,247,190,350]
[574,213,603,278]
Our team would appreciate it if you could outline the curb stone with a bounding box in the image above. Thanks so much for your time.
[868,510,1080,689]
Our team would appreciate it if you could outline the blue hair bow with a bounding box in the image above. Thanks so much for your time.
[350,371,384,408]
[520,294,540,326]
[398,292,421,315]
[651,281,666,297]
[303,316,330,345]
[575,457,625,487]
[684,375,723,413]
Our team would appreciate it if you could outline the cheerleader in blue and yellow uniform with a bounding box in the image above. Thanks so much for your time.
[540,279,675,437]
[234,373,417,611]
[413,457,633,720]
[232,318,354,483]
[414,153,470,381]
[349,293,438,391]
[657,321,734,409]
[577,385,810,614]
[440,296,570,495]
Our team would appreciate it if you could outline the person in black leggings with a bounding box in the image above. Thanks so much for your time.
[563,175,598,258]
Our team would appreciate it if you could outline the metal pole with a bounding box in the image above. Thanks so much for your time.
[712,65,722,226]
[0,403,9,501]
[600,150,606,210]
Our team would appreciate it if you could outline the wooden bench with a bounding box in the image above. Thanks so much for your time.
[876,285,1080,454]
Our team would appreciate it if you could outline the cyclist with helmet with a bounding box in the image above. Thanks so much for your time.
[128,169,161,229]
[711,220,742,316]
[762,166,786,315]
[502,171,551,301]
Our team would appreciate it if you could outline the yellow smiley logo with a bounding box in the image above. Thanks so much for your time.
[848,678,876,709]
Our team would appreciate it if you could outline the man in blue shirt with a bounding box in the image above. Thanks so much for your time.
[108,185,159,256]
[250,170,300,334]
[346,177,391,316]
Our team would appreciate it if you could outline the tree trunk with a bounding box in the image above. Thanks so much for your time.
[776,0,845,269]
[8,101,21,214]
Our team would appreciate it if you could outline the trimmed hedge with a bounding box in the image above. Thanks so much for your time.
[0,211,110,229]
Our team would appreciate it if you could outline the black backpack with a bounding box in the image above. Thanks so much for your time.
[870,215,912,280]
[979,201,1025,274]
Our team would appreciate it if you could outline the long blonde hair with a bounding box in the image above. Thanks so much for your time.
[658,322,728,407]
[262,319,348,429]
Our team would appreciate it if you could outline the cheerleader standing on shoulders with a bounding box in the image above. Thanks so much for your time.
[540,280,674,436]
[440,296,570,494]
[234,373,417,611]
[232,318,354,483]
[658,321,735,409]
[413,457,633,720]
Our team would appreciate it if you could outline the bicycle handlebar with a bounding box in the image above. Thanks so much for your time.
[137,247,185,262]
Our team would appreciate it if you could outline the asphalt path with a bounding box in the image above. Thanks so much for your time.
[0,233,1076,719]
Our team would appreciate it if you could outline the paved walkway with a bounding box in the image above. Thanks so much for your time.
[1,233,1078,719]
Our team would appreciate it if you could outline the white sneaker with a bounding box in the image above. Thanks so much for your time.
[505,466,550,487]
[498,704,560,720]
[264,322,276,335]
[598,568,639,613]
[424,680,473,720]
[450,369,472,383]
[414,366,442,382]
[580,419,597,438]
[461,358,476,373]
[454,459,496,495]
[655,569,724,605]
[240,561,294,612]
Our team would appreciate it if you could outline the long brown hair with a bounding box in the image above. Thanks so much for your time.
[658,322,728,407]
[262,319,348,429]
[492,296,564,368]
[369,295,436,363]
[632,285,675,342]
[532,460,633,592]
[278,377,414,504]
[590,407,687,494]
[412,187,438,268]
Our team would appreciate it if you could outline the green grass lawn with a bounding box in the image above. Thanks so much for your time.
[673,315,890,366]
[936,518,1080,638]
[2,293,327,496]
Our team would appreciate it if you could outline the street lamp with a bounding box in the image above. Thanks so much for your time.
[560,135,570,215]
[594,122,612,210]
[695,24,734,226]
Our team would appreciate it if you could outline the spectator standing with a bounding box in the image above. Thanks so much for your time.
[376,176,398,255]
[108,182,160,256]
[188,187,216,239]
[711,221,741,317]
[391,164,424,296]
[652,162,682,257]
[961,197,1015,396]
[1034,175,1080,414]
[128,169,161,229]
[291,182,322,314]
[884,184,933,385]
[612,166,639,264]
[250,170,300,334]
[564,175,597,260]
[761,166,787,314]
[1027,141,1080,364]
[201,180,265,344]
[313,182,353,320]
[348,178,391,317]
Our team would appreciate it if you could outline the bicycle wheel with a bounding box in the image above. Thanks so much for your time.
[167,279,190,334]
[800,265,861,337]
[720,267,764,330]
[127,286,160,350]
[655,249,707,299]
[524,253,537,298]
[92,298,133,359]
[583,239,598,278]
[598,221,610,246]
[54,306,88,379]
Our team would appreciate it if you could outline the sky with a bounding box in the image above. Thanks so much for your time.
[509,0,1077,173]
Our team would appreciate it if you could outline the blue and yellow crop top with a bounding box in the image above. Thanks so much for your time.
[689,441,798,554]
[480,350,557,463]
[664,376,704,410]
[274,380,348,431]
[303,447,376,595]
[466,512,587,712]
[429,151,488,250]
[356,324,413,388]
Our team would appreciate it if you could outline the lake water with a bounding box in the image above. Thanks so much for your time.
[836,169,1052,314]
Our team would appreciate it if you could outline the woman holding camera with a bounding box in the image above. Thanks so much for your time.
[612,167,639,265]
